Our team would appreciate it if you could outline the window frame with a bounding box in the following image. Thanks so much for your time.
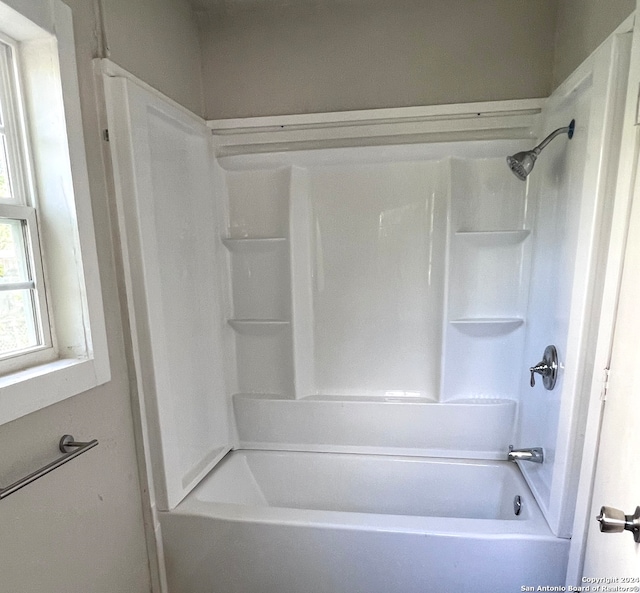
[0,0,110,425]
[0,32,55,369]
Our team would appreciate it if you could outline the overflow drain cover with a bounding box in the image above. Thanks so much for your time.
[514,495,522,516]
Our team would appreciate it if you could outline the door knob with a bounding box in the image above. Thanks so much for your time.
[596,506,640,542]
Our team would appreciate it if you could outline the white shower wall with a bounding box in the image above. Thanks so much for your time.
[308,160,446,398]
[516,32,632,538]
[220,144,530,403]
[215,140,537,459]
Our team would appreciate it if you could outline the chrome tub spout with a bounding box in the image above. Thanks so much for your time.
[508,446,544,464]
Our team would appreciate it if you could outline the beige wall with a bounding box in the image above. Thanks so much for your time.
[0,0,202,591]
[197,0,557,120]
[102,0,205,115]
[553,0,634,88]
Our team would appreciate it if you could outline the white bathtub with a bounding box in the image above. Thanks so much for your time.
[160,450,569,593]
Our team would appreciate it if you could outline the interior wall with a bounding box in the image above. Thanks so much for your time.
[0,0,205,590]
[552,0,634,88]
[196,0,557,120]
[101,0,205,116]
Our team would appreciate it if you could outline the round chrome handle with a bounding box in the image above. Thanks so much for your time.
[596,506,640,542]
[597,506,626,533]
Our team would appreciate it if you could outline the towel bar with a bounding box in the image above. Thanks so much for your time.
[0,435,98,500]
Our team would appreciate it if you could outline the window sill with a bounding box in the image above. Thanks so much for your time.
[0,356,110,426]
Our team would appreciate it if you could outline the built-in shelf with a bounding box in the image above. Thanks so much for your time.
[233,392,516,458]
[450,317,524,326]
[228,319,291,336]
[301,394,439,404]
[449,317,524,335]
[224,237,291,319]
[228,319,290,327]
[454,230,530,246]
[222,237,287,252]
[444,397,518,405]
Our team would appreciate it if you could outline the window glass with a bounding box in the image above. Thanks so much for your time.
[0,38,46,362]
[0,218,39,356]
[0,288,38,354]
[0,218,30,284]
[0,135,13,199]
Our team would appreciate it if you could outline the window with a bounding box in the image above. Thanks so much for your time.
[0,0,110,425]
[0,36,52,370]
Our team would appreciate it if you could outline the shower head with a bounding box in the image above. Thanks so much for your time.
[507,119,575,181]
[507,150,538,181]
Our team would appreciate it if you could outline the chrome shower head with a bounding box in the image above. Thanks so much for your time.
[507,119,575,181]
[507,150,538,181]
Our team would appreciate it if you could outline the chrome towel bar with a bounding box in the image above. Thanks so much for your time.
[0,435,98,500]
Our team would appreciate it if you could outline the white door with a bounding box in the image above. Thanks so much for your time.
[581,126,640,576]
[104,75,232,511]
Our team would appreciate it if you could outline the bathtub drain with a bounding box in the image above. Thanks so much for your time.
[514,495,522,516]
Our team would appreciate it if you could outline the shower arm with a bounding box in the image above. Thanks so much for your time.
[532,123,574,155]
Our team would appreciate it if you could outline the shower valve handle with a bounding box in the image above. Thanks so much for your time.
[529,363,550,387]
[529,345,558,390]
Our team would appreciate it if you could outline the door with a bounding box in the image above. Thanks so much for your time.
[104,75,232,511]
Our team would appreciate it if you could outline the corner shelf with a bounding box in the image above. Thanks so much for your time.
[449,318,524,336]
[227,319,290,335]
[223,237,291,320]
[454,230,530,246]
[228,319,290,327]
[222,237,287,252]
[449,317,524,328]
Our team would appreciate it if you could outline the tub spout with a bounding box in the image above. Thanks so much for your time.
[508,446,544,464]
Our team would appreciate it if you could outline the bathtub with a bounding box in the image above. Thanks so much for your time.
[160,450,569,593]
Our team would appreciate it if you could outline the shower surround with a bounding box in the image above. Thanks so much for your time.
[220,144,532,460]
[102,29,629,592]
